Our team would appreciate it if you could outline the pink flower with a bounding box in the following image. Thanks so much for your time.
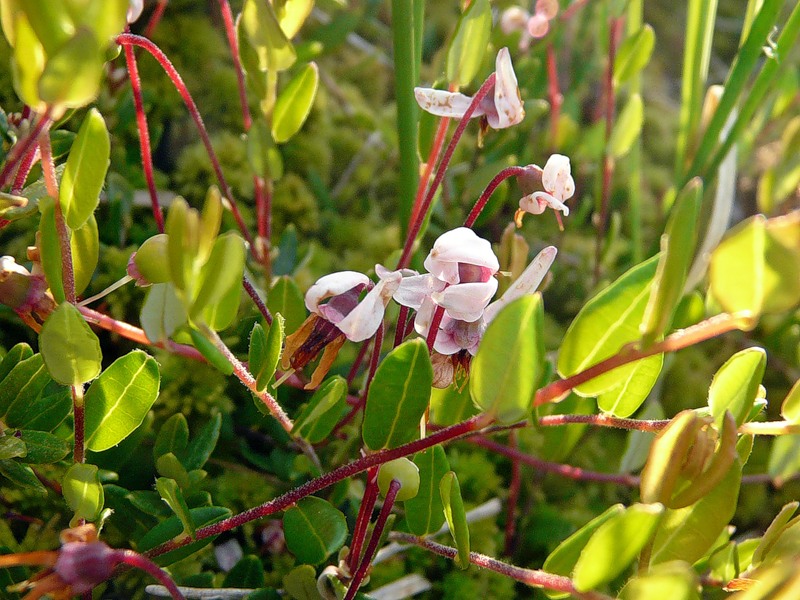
[414,48,525,129]
[515,154,575,226]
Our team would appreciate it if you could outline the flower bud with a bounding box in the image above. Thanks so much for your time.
[129,234,171,286]
[378,458,420,501]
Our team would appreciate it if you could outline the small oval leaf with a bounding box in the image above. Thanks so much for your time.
[39,302,102,385]
[272,62,318,143]
[63,462,104,522]
[614,25,656,85]
[293,375,348,443]
[71,213,99,297]
[609,93,644,159]
[440,471,470,569]
[446,0,492,88]
[708,347,766,428]
[283,496,347,565]
[249,316,285,393]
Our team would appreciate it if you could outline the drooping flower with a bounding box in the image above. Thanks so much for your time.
[282,268,402,389]
[414,48,525,130]
[515,154,575,227]
[500,1,560,51]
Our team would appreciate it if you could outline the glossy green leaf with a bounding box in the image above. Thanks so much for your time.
[249,316,285,393]
[0,436,26,460]
[0,353,51,422]
[10,11,46,109]
[138,506,231,566]
[39,302,102,385]
[405,445,450,536]
[84,350,160,452]
[273,0,314,38]
[63,462,104,521]
[614,25,655,85]
[609,93,643,159]
[293,375,348,443]
[60,108,109,229]
[283,496,347,564]
[708,347,765,428]
[440,471,470,569]
[246,118,283,180]
[558,256,661,399]
[14,430,69,464]
[155,452,190,490]
[165,197,199,292]
[197,187,222,264]
[619,562,700,600]
[268,276,306,334]
[470,295,543,424]
[272,62,318,143]
[641,178,703,346]
[188,327,234,375]
[445,0,491,88]
[752,501,799,567]
[363,339,432,450]
[184,413,222,472]
[66,0,128,44]
[573,503,664,592]
[134,234,171,285]
[17,0,72,54]
[39,29,104,109]
[71,213,98,296]
[597,353,664,417]
[156,477,195,537]
[201,268,242,331]
[7,379,71,432]
[0,459,45,493]
[543,504,625,598]
[140,283,187,343]
[651,458,742,564]
[154,413,189,463]
[781,380,800,423]
[222,555,265,589]
[239,0,296,73]
[0,343,33,383]
[38,195,64,303]
[191,232,245,320]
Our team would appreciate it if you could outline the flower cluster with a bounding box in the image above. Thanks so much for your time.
[515,154,575,228]
[500,0,560,51]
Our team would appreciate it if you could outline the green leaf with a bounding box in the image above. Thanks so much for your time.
[543,504,625,599]
[137,506,231,566]
[708,347,766,428]
[38,29,104,109]
[201,269,242,331]
[268,276,306,335]
[272,62,318,143]
[597,354,664,417]
[197,187,222,264]
[0,459,45,493]
[283,496,347,564]
[768,435,800,485]
[222,555,266,589]
[155,452,190,489]
[445,0,491,87]
[188,327,234,375]
[293,375,348,443]
[165,197,199,292]
[619,562,700,600]
[14,430,69,464]
[440,471,470,569]
[0,436,26,460]
[154,414,189,463]
[573,503,664,592]
[84,350,160,452]
[249,316,285,394]
[650,458,742,565]
[641,178,703,346]
[246,118,283,179]
[239,0,296,73]
[430,381,478,427]
[184,413,222,471]
[283,565,318,600]
[140,283,188,343]
[558,256,661,408]
[608,93,644,159]
[17,0,73,54]
[59,108,109,229]
[190,232,245,320]
[405,445,450,536]
[39,302,102,385]
[781,380,800,423]
[614,25,655,85]
[71,213,99,296]
[156,477,195,537]
[752,501,799,567]
[63,462,104,521]
[363,339,432,450]
[0,343,33,383]
[8,380,71,432]
[470,295,543,424]
[0,353,51,422]
[37,195,64,303]
[273,0,314,38]
[10,11,46,109]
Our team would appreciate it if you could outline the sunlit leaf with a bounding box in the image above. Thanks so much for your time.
[614,25,655,85]
[39,302,102,385]
[38,195,64,303]
[781,380,800,423]
[273,0,314,38]
[708,347,766,427]
[63,462,104,522]
[446,0,491,88]
[249,316,285,394]
[71,213,98,297]
[140,283,187,343]
[239,0,296,73]
[191,232,245,320]
[609,93,644,159]
[38,29,104,109]
[272,62,318,143]
[619,562,700,600]
[156,477,195,537]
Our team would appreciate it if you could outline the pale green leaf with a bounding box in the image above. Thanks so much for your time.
[272,62,318,143]
[39,302,102,385]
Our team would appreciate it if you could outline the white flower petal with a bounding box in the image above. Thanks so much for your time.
[542,154,574,200]
[424,227,499,284]
[518,193,547,215]
[335,275,400,342]
[393,273,446,309]
[484,246,556,323]
[414,88,486,119]
[305,271,370,313]
[432,279,498,322]
[127,0,144,23]
[487,47,525,129]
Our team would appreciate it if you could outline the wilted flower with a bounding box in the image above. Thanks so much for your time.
[282,269,402,389]
[414,48,525,130]
[515,154,575,227]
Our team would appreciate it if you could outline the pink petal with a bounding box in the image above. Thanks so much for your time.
[432,279,498,322]
[305,271,370,313]
[487,48,525,129]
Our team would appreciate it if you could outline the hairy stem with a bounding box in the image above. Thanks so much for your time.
[0,109,51,189]
[72,385,85,463]
[115,550,186,600]
[347,467,380,572]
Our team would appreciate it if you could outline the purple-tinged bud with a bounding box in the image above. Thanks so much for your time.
[54,541,117,594]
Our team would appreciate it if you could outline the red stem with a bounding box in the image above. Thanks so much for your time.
[242,273,272,325]
[397,73,497,269]
[123,33,164,232]
[216,0,252,131]
[546,44,563,149]
[10,144,39,194]
[389,533,613,599]
[115,34,257,255]
[0,109,51,189]
[463,165,528,228]
[347,467,379,572]
[504,431,521,556]
[72,386,85,464]
[115,550,185,600]
[393,305,410,348]
[344,479,401,600]
[538,413,670,431]
[143,0,168,40]
[410,116,451,227]
[144,414,491,559]
[472,436,639,486]
[346,339,371,385]
[425,305,446,353]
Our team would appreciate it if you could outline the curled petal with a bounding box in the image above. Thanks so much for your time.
[432,279,498,322]
[335,271,402,342]
[484,246,556,323]
[486,47,525,129]
[414,88,486,119]
[425,227,499,284]
[542,154,575,201]
[393,273,446,310]
[305,271,370,314]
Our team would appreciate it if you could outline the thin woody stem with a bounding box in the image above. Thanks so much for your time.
[389,533,614,599]
[115,550,185,600]
[242,274,272,325]
[538,413,670,431]
[398,73,497,269]
[409,112,451,227]
[463,165,529,228]
[0,109,51,189]
[347,467,380,572]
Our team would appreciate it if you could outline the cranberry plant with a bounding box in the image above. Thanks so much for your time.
[0,0,799,598]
